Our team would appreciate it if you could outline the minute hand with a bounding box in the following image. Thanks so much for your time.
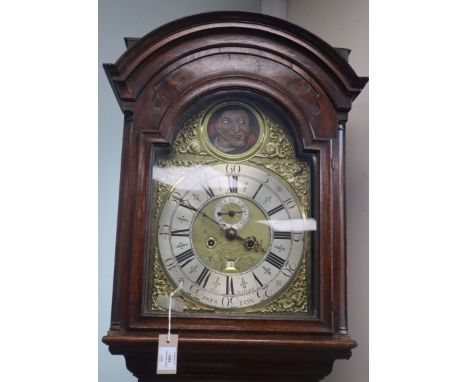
[175,197,227,230]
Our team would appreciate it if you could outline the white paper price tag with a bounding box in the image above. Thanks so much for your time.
[157,334,178,374]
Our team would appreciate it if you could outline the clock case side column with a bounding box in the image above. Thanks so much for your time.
[332,120,349,334]
[109,112,137,331]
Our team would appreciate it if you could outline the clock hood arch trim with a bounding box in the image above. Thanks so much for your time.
[103,11,368,112]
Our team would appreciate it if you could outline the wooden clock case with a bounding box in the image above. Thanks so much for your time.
[102,11,368,382]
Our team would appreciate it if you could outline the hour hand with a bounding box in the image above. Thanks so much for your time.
[233,233,266,253]
[173,196,227,230]
[243,236,266,252]
[224,227,264,252]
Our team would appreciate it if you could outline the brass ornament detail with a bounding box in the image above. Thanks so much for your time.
[173,114,208,156]
[257,118,295,159]
[150,181,172,311]
[149,106,311,314]
[173,108,295,161]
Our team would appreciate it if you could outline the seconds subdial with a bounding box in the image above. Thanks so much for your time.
[214,196,249,230]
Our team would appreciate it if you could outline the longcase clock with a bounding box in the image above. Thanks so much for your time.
[103,11,368,382]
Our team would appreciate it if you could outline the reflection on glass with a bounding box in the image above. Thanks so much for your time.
[151,163,312,310]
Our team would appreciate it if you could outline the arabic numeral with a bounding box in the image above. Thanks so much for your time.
[292,232,304,242]
[260,174,271,184]
[284,197,296,209]
[158,225,170,238]
[222,296,234,308]
[164,258,178,272]
[225,164,241,174]
[256,286,271,299]
[282,262,296,278]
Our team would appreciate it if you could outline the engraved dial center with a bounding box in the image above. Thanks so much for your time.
[191,195,271,274]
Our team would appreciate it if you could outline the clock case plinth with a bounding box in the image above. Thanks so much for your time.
[103,11,367,381]
[105,333,356,382]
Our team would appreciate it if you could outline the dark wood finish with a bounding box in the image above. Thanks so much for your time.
[103,11,367,381]
[106,333,356,382]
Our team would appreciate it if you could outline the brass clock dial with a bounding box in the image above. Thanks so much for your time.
[156,163,305,310]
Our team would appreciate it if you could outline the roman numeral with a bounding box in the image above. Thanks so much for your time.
[228,175,238,193]
[267,204,284,216]
[175,248,195,268]
[252,272,263,287]
[202,185,214,198]
[170,229,190,237]
[252,184,262,199]
[226,275,235,295]
[273,231,292,240]
[265,252,286,269]
[195,267,211,288]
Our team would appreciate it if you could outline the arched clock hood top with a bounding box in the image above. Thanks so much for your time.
[104,11,368,113]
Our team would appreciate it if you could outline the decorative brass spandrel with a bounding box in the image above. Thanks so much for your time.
[173,113,209,156]
[149,104,312,314]
[256,118,295,160]
[173,109,295,162]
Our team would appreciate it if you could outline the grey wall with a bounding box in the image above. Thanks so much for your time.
[288,1,369,381]
[99,1,368,381]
